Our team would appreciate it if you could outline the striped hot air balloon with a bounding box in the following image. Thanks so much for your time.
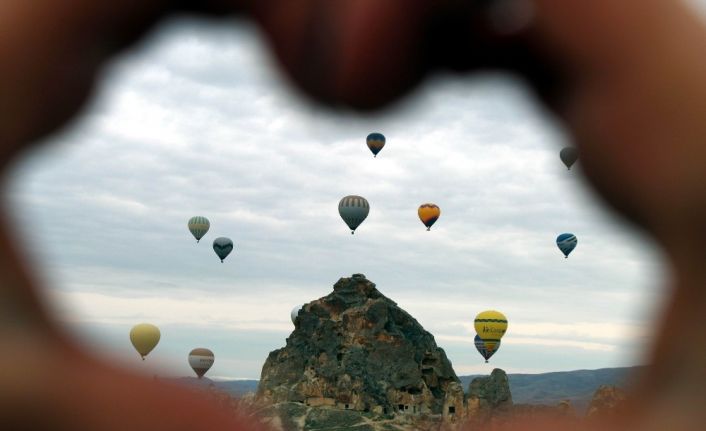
[556,233,578,258]
[188,348,215,378]
[212,237,234,262]
[188,216,210,243]
[366,133,385,157]
[418,203,441,231]
[474,334,500,363]
[474,310,508,352]
[338,195,370,234]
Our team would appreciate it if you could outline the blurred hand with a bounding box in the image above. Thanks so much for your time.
[2,0,706,429]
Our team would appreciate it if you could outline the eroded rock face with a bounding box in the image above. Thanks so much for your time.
[257,274,460,416]
[467,368,513,421]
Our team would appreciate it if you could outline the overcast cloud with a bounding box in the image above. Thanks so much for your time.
[6,16,671,379]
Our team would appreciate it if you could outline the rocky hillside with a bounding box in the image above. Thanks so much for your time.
[255,402,449,431]
[459,366,641,412]
[215,367,641,410]
[247,275,635,429]
[253,368,583,430]
[257,274,463,417]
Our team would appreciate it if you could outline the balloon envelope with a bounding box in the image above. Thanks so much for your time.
[418,203,441,230]
[474,334,499,363]
[213,237,234,262]
[291,304,304,325]
[188,348,215,378]
[129,323,161,360]
[338,195,370,234]
[560,147,579,170]
[188,216,210,242]
[366,132,385,157]
[474,310,508,351]
[556,233,578,258]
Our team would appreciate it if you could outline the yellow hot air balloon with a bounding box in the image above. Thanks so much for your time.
[129,323,161,360]
[418,203,441,231]
[474,310,508,351]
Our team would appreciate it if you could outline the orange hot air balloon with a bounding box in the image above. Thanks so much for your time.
[418,203,441,231]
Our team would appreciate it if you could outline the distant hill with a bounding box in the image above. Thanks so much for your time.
[168,377,259,398]
[213,379,259,397]
[460,366,644,413]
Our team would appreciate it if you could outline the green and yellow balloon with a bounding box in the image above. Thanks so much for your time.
[188,216,210,243]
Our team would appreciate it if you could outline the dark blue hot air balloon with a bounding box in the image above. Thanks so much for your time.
[212,237,234,263]
[560,147,579,170]
[556,233,578,258]
[366,133,385,157]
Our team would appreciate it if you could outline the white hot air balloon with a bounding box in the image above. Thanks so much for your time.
[188,348,215,379]
[291,304,304,325]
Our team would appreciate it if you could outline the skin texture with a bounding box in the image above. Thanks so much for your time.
[2,0,706,429]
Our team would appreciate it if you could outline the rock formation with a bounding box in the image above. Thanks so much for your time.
[252,274,628,430]
[586,385,627,418]
[466,368,513,423]
[256,274,462,418]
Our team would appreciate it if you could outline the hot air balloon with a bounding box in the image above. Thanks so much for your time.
[474,310,508,352]
[188,348,215,379]
[212,237,234,262]
[366,133,385,157]
[291,305,304,325]
[474,334,500,363]
[556,233,577,258]
[418,203,441,231]
[129,323,161,360]
[338,195,369,234]
[187,216,210,243]
[560,147,579,170]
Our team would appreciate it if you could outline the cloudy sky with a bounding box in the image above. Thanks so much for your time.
[5,12,686,380]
